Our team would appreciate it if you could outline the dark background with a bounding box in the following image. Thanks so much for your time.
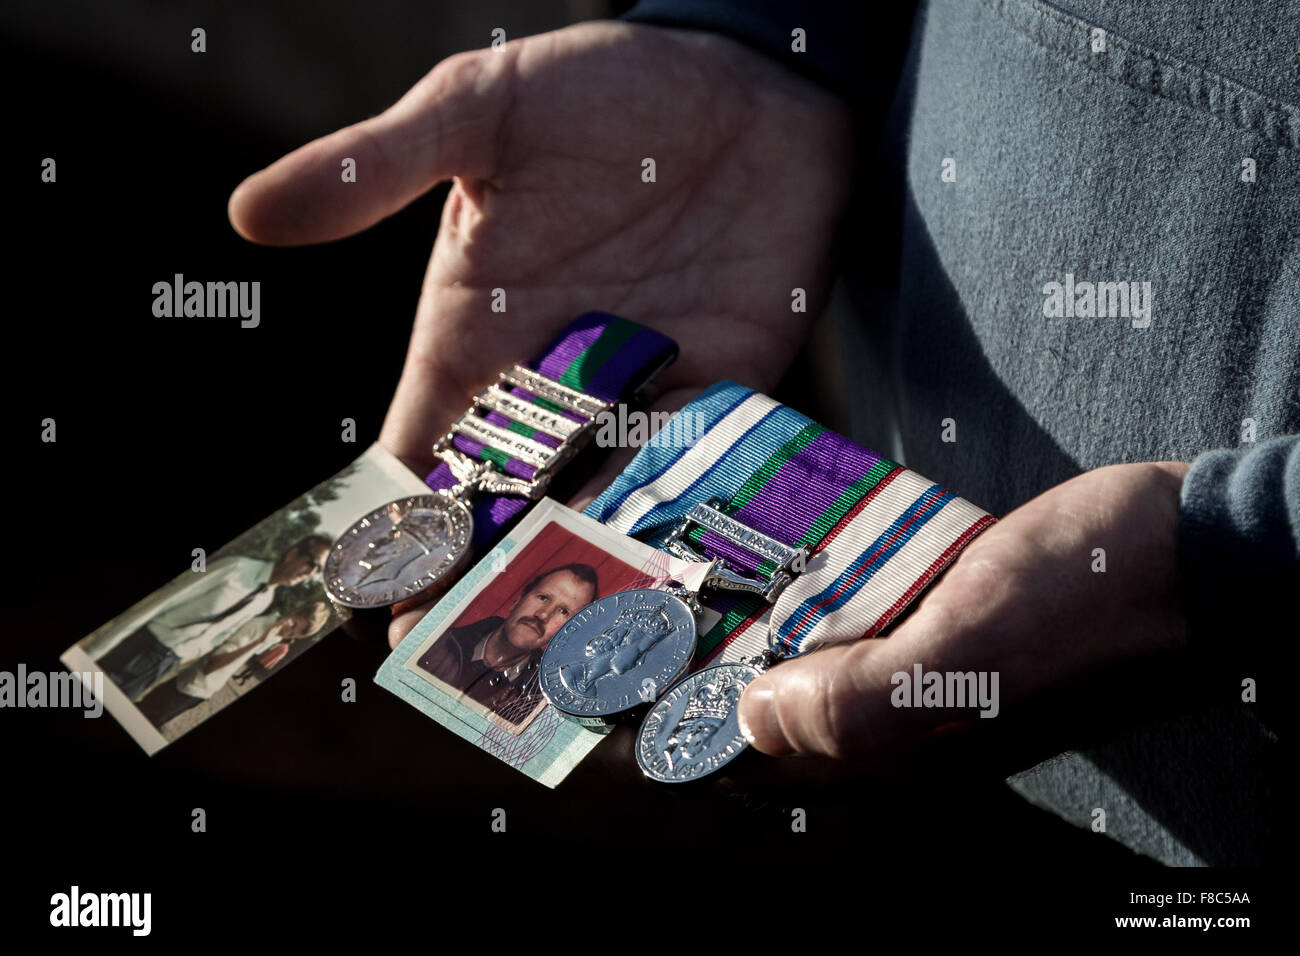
[3,0,1270,939]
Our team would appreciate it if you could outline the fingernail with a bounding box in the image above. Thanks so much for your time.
[737,681,774,746]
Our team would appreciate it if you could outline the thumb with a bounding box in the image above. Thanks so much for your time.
[228,47,510,246]
[736,626,946,759]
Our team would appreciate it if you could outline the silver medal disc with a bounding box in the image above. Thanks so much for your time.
[635,661,760,782]
[538,588,697,724]
[324,493,473,609]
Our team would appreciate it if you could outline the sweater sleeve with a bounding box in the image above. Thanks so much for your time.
[619,0,916,106]
[1178,435,1300,647]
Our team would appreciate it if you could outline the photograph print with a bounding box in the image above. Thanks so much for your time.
[60,444,432,753]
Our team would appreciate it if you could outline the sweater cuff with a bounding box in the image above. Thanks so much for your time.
[1178,435,1299,648]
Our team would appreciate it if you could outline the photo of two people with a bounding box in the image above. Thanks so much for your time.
[60,445,433,753]
[83,537,333,729]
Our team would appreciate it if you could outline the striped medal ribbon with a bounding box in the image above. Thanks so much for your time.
[583,381,995,782]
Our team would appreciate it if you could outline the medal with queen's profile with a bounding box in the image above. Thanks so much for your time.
[541,500,811,730]
[634,659,764,783]
[538,588,698,728]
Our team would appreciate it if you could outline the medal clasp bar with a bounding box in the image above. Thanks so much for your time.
[663,500,809,603]
[436,365,612,501]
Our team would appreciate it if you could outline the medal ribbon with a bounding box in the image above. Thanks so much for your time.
[585,382,994,663]
[425,312,677,547]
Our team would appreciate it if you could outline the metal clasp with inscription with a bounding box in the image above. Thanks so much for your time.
[433,364,612,501]
[662,500,809,603]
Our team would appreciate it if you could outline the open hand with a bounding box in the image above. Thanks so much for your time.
[228,20,854,476]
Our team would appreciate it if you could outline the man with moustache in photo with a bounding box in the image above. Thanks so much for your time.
[417,563,598,717]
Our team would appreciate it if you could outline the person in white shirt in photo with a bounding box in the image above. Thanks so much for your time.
[136,601,333,728]
[88,536,330,700]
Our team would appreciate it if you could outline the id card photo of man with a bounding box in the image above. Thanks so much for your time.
[410,518,653,732]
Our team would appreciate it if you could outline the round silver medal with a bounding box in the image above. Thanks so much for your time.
[635,661,760,782]
[538,588,697,725]
[324,493,473,609]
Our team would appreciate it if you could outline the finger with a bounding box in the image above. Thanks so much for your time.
[228,47,510,246]
[387,603,434,650]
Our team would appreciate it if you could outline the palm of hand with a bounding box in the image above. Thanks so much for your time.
[229,21,854,475]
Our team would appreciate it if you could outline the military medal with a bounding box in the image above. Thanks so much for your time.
[324,493,474,609]
[636,656,766,782]
[538,500,809,728]
[536,586,698,729]
[325,313,678,610]
[577,380,997,781]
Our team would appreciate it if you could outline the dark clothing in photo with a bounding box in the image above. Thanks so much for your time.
[417,616,544,718]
